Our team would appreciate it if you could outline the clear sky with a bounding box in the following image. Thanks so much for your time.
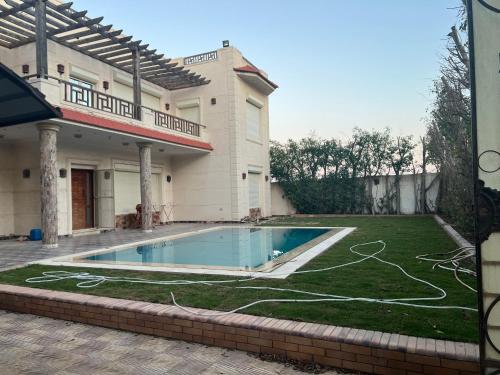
[82,0,460,142]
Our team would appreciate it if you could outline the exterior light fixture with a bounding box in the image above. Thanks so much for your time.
[22,64,29,74]
[222,40,229,47]
[59,169,67,178]
[57,64,65,75]
[265,175,269,182]
[103,81,109,91]
[165,103,170,111]
[242,172,247,180]
[211,98,216,105]
[166,175,172,183]
[74,133,82,139]
[22,169,30,178]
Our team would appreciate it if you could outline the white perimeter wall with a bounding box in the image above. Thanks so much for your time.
[369,173,439,214]
[271,183,296,216]
[270,173,440,216]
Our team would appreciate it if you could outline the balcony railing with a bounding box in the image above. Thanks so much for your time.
[63,79,137,119]
[53,78,204,138]
[151,110,201,137]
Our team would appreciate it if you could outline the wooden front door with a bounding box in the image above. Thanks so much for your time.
[71,169,94,230]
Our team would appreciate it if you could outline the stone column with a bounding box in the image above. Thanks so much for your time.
[137,142,153,232]
[38,123,60,248]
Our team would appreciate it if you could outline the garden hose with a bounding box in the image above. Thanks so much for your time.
[25,240,478,316]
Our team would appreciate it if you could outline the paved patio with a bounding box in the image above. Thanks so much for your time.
[0,223,218,271]
[0,310,346,375]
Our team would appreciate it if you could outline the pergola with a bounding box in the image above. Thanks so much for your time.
[0,0,209,91]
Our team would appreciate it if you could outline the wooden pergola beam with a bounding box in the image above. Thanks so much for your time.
[0,7,36,33]
[55,25,112,41]
[0,19,34,38]
[54,2,73,11]
[65,29,121,46]
[0,0,36,19]
[0,0,209,90]
[98,48,131,60]
[47,16,103,36]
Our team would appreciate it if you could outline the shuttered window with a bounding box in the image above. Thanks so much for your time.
[114,171,161,214]
[248,172,261,209]
[142,92,160,111]
[178,105,200,123]
[113,81,160,110]
[246,101,261,140]
[113,81,133,102]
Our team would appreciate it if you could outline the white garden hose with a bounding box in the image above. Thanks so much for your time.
[416,246,477,292]
[25,240,478,316]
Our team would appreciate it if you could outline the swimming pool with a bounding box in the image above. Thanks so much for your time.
[36,226,356,278]
[82,227,329,270]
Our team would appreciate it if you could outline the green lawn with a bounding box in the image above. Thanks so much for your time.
[0,216,478,342]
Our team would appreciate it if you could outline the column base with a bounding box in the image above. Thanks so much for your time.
[41,243,58,249]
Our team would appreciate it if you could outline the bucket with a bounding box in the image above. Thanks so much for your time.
[29,228,42,241]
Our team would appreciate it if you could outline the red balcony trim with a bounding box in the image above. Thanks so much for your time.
[60,108,213,151]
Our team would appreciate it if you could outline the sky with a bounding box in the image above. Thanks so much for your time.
[82,0,461,143]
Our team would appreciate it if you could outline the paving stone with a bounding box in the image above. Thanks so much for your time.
[0,310,347,374]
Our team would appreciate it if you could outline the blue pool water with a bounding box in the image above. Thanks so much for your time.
[82,227,330,270]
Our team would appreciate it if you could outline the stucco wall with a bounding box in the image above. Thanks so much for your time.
[170,47,272,221]
[0,135,175,236]
[1,42,274,228]
[0,144,15,236]
[271,183,296,216]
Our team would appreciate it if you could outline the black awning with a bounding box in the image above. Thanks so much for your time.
[0,62,61,127]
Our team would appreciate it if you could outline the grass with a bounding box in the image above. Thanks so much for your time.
[0,216,478,342]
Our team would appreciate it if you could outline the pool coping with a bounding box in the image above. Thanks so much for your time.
[31,226,356,279]
[0,284,479,375]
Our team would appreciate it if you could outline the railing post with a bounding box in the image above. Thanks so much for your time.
[35,0,48,78]
[132,46,142,121]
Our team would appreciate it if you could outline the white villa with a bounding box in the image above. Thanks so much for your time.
[0,0,277,247]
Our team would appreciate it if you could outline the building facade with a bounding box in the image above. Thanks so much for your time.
[0,0,277,246]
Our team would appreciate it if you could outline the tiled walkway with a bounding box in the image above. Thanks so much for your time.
[0,310,345,375]
[0,223,218,271]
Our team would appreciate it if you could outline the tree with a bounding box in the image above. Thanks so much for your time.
[359,128,391,213]
[269,128,417,215]
[387,136,416,215]
[426,2,473,237]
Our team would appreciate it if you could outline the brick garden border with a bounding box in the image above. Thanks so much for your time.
[0,284,479,375]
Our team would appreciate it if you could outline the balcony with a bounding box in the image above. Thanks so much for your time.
[26,76,206,139]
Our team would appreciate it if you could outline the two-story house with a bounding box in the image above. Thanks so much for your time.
[0,0,277,248]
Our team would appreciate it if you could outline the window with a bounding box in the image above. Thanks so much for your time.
[178,105,200,123]
[69,76,94,107]
[248,172,261,209]
[114,171,162,214]
[114,81,161,110]
[142,92,161,111]
[176,98,201,123]
[246,101,261,140]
